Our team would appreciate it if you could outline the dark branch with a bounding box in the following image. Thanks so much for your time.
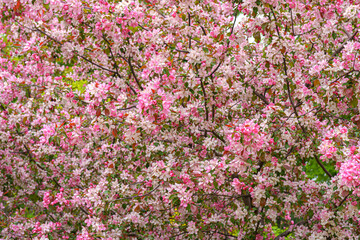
[253,90,269,105]
[128,57,143,91]
[314,155,333,179]
[329,30,358,62]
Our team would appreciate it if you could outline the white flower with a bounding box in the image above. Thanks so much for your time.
[344,5,359,18]
[187,221,198,234]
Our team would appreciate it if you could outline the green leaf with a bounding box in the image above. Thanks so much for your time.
[254,31,261,43]
[350,97,358,108]
[252,7,258,17]
[332,32,337,40]
[213,180,218,189]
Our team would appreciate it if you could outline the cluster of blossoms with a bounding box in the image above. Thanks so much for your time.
[340,156,360,188]
[1,0,360,239]
[225,120,267,160]
[137,79,173,122]
[318,127,348,161]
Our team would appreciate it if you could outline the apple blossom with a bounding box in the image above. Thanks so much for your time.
[1,0,360,239]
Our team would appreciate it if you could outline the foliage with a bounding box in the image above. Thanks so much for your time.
[0,0,360,239]
[304,158,337,183]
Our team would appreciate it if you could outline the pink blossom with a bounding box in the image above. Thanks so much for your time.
[340,158,360,188]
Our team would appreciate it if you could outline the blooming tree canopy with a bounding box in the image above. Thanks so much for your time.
[1,0,360,239]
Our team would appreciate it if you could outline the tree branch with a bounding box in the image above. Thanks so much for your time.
[210,130,226,144]
[314,155,333,179]
[128,57,143,91]
[253,89,269,105]
[110,184,160,202]
[329,30,358,62]
[290,9,296,36]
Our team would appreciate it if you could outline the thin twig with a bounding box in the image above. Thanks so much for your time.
[33,26,118,74]
[210,130,226,144]
[330,70,356,84]
[290,9,296,36]
[329,30,358,62]
[110,184,160,202]
[128,57,143,91]
[270,7,281,38]
[199,78,209,122]
[253,89,269,105]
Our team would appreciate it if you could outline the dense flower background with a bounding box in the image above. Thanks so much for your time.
[0,0,360,239]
